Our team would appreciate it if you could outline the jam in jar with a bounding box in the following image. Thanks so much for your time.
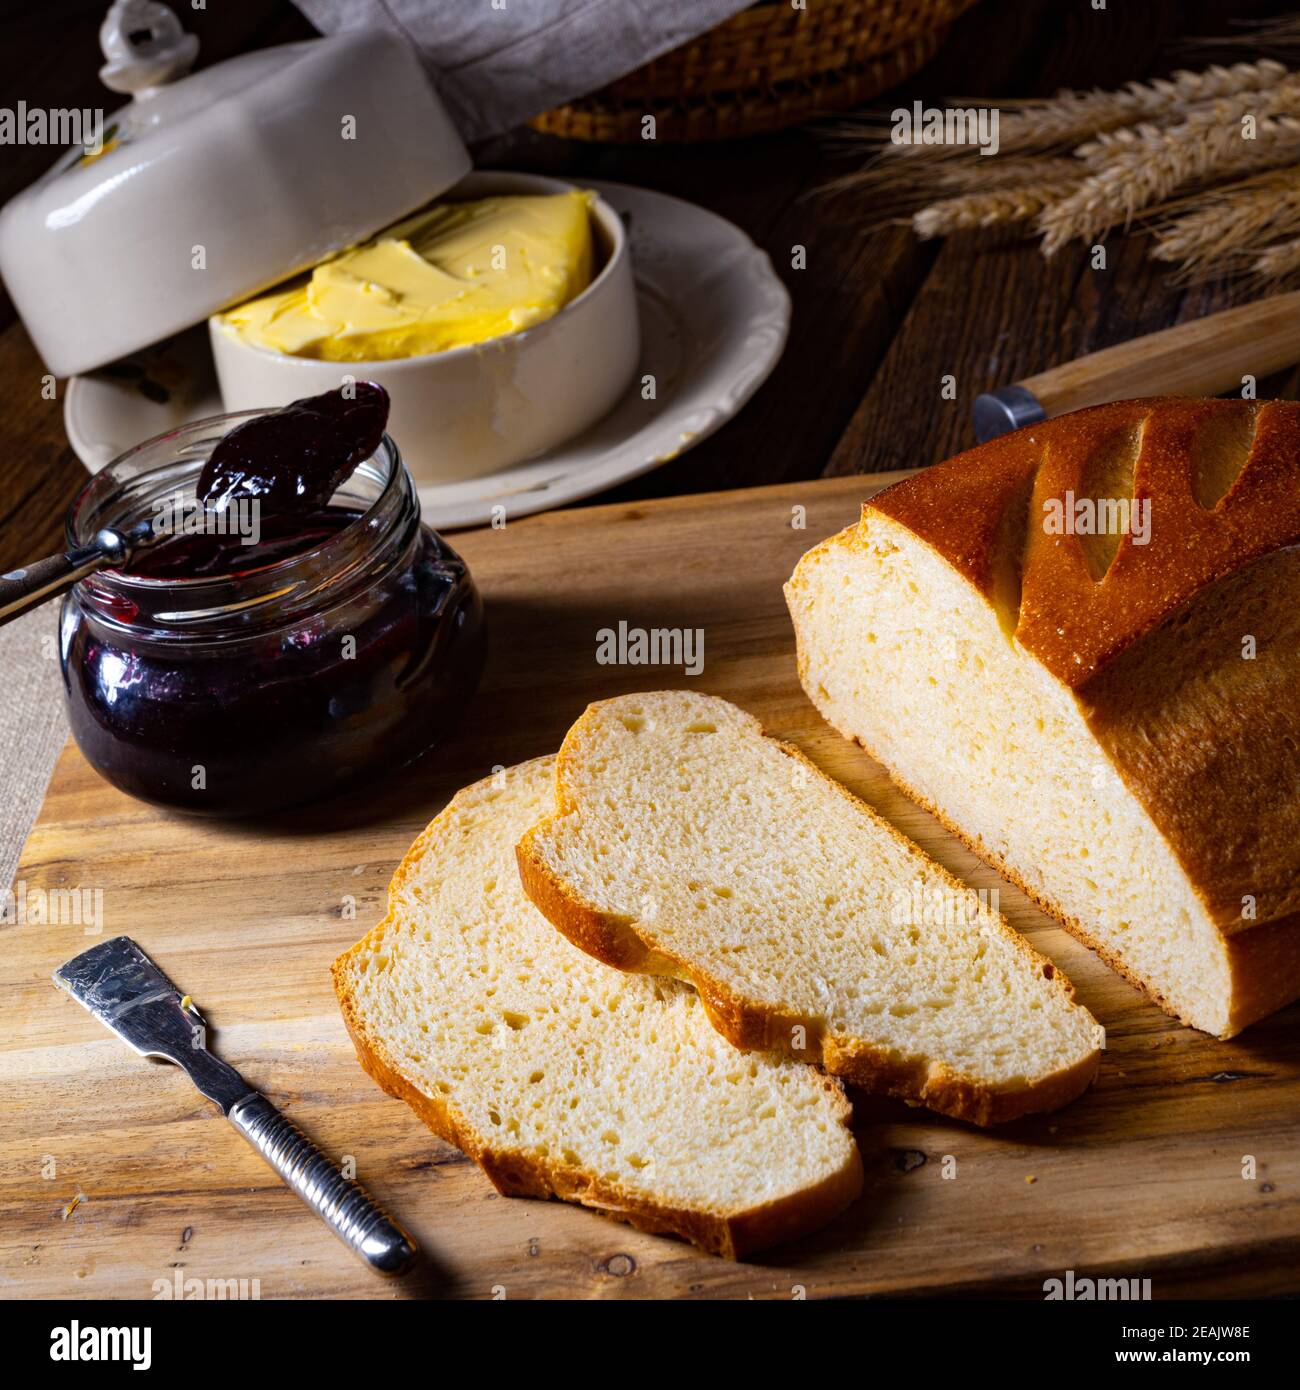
[60,401,485,815]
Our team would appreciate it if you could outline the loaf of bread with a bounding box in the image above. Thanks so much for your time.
[787,396,1300,1038]
[333,756,863,1260]
[517,691,1102,1126]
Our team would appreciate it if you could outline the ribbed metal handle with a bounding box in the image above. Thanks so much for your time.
[228,1094,417,1275]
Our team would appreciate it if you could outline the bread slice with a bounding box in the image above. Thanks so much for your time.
[516,692,1102,1126]
[786,398,1300,1038]
[333,756,862,1260]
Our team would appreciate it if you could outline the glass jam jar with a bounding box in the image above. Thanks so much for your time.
[59,415,485,815]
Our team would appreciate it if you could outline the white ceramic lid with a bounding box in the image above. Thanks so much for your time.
[0,1,470,378]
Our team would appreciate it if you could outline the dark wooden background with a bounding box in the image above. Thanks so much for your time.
[0,0,1294,572]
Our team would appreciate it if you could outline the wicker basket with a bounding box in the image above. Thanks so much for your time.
[530,0,979,143]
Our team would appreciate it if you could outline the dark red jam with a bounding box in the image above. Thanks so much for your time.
[197,381,389,515]
[126,507,360,579]
[60,386,485,816]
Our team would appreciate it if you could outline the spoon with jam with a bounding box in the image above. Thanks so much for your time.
[0,383,389,623]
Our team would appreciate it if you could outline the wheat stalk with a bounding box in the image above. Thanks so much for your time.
[1177,15,1300,54]
[914,174,1085,238]
[1039,113,1300,253]
[928,157,1082,190]
[826,45,1300,287]
[994,59,1286,154]
[1149,169,1300,273]
[1250,234,1300,285]
[821,154,1077,214]
[1075,74,1300,161]
[825,58,1285,174]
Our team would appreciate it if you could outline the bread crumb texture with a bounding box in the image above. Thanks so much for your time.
[519,692,1102,1126]
[334,756,862,1259]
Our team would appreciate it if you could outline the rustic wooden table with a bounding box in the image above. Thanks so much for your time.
[1,0,1295,573]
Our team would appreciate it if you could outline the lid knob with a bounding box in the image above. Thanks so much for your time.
[99,0,199,95]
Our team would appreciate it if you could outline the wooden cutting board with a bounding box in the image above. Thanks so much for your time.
[4,473,1298,1300]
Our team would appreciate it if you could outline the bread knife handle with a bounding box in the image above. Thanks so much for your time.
[227,1093,417,1275]
[972,288,1300,440]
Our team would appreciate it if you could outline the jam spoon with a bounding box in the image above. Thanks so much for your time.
[1,383,390,627]
[0,519,159,626]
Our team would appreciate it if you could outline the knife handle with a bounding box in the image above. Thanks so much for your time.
[973,289,1300,441]
[228,1093,418,1275]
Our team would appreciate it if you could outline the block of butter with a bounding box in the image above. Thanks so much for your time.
[215,191,596,362]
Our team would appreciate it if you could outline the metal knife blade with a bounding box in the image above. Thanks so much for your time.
[52,935,419,1274]
[54,934,251,1112]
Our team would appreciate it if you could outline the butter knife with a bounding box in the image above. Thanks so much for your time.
[54,935,417,1275]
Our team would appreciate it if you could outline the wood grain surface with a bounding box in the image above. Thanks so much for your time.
[4,474,1298,1300]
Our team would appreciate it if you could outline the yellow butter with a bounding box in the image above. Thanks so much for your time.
[217,191,596,361]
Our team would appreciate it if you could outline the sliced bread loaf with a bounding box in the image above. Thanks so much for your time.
[333,755,862,1260]
[786,398,1300,1037]
[516,692,1103,1126]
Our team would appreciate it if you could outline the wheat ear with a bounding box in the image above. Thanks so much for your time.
[1149,169,1300,273]
[1039,113,1300,253]
[915,174,1086,238]
[995,59,1287,154]
[828,58,1285,174]
[1250,234,1300,285]
[1076,74,1300,162]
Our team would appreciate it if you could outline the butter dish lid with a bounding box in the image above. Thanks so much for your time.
[0,0,471,378]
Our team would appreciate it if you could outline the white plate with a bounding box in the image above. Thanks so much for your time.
[63,179,790,530]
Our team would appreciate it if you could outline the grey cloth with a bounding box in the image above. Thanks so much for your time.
[1,600,69,896]
[292,0,753,141]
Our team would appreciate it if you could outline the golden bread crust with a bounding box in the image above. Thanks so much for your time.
[867,397,1300,687]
